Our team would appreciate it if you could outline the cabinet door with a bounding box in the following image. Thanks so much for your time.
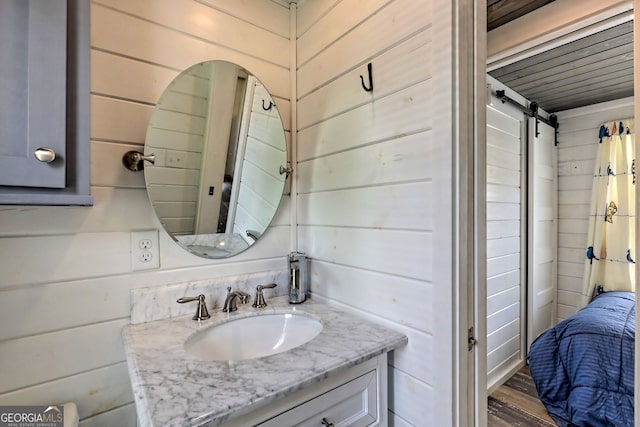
[0,0,67,188]
[258,370,378,427]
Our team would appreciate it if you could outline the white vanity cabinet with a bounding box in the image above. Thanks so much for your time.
[221,355,387,427]
[123,297,407,427]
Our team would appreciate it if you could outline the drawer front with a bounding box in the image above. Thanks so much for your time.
[258,370,378,427]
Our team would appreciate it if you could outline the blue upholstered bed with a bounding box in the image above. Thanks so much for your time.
[528,291,635,427]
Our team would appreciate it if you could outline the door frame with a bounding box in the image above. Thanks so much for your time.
[470,1,639,427]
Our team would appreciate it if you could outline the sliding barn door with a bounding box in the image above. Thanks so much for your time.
[527,118,558,350]
[486,101,526,391]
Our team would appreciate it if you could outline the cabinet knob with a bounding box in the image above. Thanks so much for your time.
[34,147,56,163]
[320,418,335,427]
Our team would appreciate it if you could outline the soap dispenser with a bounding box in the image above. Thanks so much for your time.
[288,252,309,304]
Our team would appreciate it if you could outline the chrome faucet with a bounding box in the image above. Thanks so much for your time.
[252,283,277,308]
[176,294,211,321]
[223,287,250,312]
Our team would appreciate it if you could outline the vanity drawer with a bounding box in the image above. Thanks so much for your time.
[257,369,378,427]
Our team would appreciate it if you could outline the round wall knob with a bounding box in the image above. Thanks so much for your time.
[34,147,56,163]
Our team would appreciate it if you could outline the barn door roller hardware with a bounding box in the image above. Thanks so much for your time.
[495,90,559,146]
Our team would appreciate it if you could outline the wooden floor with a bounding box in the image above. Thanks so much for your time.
[488,366,557,426]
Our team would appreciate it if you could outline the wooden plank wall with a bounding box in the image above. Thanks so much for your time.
[0,1,291,426]
[233,80,287,240]
[554,96,634,321]
[295,0,434,425]
[486,90,525,391]
[145,63,211,235]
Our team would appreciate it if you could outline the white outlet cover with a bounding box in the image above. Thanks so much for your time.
[131,230,160,270]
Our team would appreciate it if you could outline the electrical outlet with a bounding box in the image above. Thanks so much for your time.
[131,230,159,270]
[139,239,152,249]
[139,252,153,262]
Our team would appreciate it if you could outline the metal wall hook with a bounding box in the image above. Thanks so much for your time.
[360,62,373,92]
[262,99,274,111]
[122,150,155,171]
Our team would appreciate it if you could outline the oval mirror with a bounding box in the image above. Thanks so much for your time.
[143,60,287,258]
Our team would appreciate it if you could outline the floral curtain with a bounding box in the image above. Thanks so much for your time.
[580,119,635,307]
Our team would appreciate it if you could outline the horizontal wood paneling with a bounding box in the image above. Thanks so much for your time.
[0,319,128,393]
[0,187,152,237]
[0,233,131,288]
[487,319,520,358]
[0,363,132,420]
[91,96,152,144]
[487,303,520,337]
[554,97,634,318]
[0,281,129,342]
[311,293,432,386]
[488,254,520,278]
[0,1,292,426]
[489,22,634,112]
[388,369,432,426]
[297,0,431,97]
[95,0,289,67]
[299,226,431,282]
[487,220,519,239]
[488,270,520,297]
[297,28,431,130]
[91,142,146,188]
[91,4,290,98]
[296,0,335,37]
[91,51,292,128]
[310,261,431,332]
[296,1,434,424]
[488,287,520,316]
[297,131,433,194]
[297,0,390,66]
[486,99,523,387]
[298,81,432,162]
[298,182,432,230]
[78,404,137,427]
[197,0,290,37]
[90,50,176,103]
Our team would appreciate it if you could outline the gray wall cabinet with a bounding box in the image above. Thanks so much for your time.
[0,0,92,205]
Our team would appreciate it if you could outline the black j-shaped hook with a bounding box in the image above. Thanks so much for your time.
[360,62,373,92]
[262,99,274,111]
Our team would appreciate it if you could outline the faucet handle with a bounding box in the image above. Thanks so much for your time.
[177,294,211,321]
[252,283,277,308]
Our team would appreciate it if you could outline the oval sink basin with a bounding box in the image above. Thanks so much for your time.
[185,313,323,361]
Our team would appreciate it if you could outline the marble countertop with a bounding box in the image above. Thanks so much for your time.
[122,296,407,427]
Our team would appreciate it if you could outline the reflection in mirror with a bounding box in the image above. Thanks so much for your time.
[144,61,287,258]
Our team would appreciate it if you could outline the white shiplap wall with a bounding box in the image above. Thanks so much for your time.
[145,63,211,235]
[232,79,287,241]
[0,1,291,426]
[554,96,635,321]
[295,0,434,425]
[486,92,525,391]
